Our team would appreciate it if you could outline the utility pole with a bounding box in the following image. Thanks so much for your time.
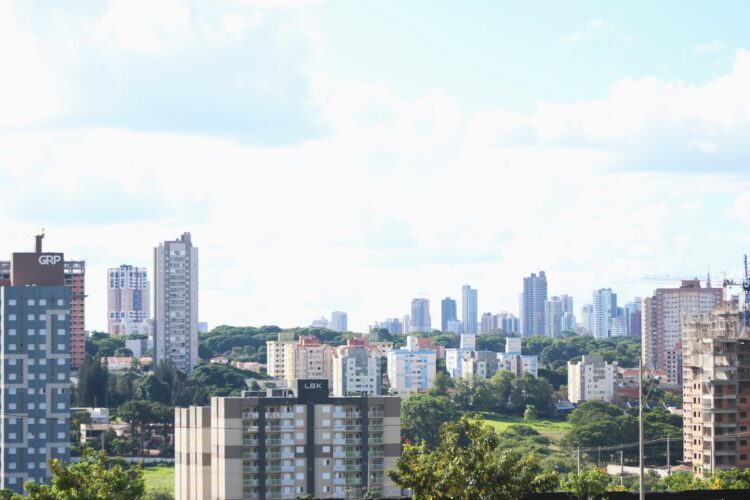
[597,447,601,467]
[620,450,624,486]
[577,446,581,475]
[667,434,671,476]
[639,354,645,500]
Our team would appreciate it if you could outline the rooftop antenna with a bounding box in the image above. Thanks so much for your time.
[35,230,45,253]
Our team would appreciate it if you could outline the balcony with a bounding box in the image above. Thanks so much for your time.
[346,451,362,458]
[368,411,384,418]
[368,437,384,445]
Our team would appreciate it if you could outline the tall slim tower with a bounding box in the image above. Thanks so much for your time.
[521,271,547,336]
[410,298,431,333]
[592,288,615,339]
[1,236,71,492]
[441,297,457,332]
[154,232,199,373]
[462,285,478,334]
[330,311,348,332]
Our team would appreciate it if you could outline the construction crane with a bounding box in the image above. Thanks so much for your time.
[720,255,750,327]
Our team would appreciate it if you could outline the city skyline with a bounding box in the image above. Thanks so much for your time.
[2,2,750,333]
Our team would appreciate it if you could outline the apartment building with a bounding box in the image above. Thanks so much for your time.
[332,339,382,396]
[175,380,401,500]
[386,336,436,395]
[107,264,150,335]
[283,336,335,386]
[567,355,617,403]
[267,332,297,378]
[154,232,199,374]
[0,236,71,493]
[643,280,723,385]
[683,309,750,474]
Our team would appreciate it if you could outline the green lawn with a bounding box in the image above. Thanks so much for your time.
[142,464,174,498]
[476,413,572,444]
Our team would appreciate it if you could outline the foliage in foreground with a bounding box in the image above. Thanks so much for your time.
[0,450,145,499]
[388,416,558,499]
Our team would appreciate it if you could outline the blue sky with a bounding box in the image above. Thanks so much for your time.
[1,0,750,332]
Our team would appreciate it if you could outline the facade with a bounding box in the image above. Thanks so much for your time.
[521,271,547,336]
[283,336,335,386]
[497,338,538,378]
[642,280,723,385]
[440,297,457,332]
[560,312,576,333]
[330,311,348,333]
[683,309,750,474]
[567,355,617,403]
[494,312,519,334]
[410,298,431,333]
[480,312,494,334]
[267,332,297,378]
[154,232,199,374]
[0,237,71,493]
[544,296,564,338]
[386,337,436,395]
[624,299,642,337]
[446,319,463,334]
[175,380,402,500]
[581,304,594,334]
[107,265,150,335]
[445,334,476,379]
[332,339,382,396]
[64,261,86,370]
[372,317,402,335]
[462,285,478,334]
[592,288,615,339]
[311,317,330,329]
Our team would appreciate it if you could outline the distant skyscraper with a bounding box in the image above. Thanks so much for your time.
[154,232,199,374]
[410,298,431,333]
[1,236,71,492]
[107,265,150,335]
[544,296,564,338]
[402,314,411,334]
[592,288,615,339]
[446,319,463,334]
[581,304,594,334]
[462,285,478,334]
[311,316,330,329]
[560,312,576,333]
[560,294,574,314]
[373,317,403,335]
[624,299,642,337]
[521,271,547,336]
[480,312,494,333]
[441,297,457,332]
[331,311,348,332]
[493,312,519,334]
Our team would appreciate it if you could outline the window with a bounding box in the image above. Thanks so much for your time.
[322,445,330,453]
[296,419,304,426]
[28,299,35,306]
[57,314,65,320]
[28,314,35,321]
[296,473,304,480]
[322,405,331,413]
[8,299,16,306]
[322,472,330,480]
[322,432,330,439]
[8,328,16,336]
[39,299,46,306]
[296,446,304,453]
[8,314,16,321]
[57,299,64,306]
[296,459,304,467]
[296,432,304,440]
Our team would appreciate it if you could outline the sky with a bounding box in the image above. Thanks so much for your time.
[2,0,750,333]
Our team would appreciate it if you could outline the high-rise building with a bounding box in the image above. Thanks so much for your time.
[175,380,402,499]
[592,288,615,339]
[154,232,199,374]
[496,338,538,378]
[330,311,348,332]
[480,312,494,334]
[332,339,382,396]
[521,271,547,336]
[560,312,576,333]
[386,336,436,395]
[107,265,150,336]
[642,280,723,385]
[441,297,457,332]
[283,336,335,387]
[266,331,297,378]
[462,285,478,334]
[683,309,750,474]
[493,312,520,334]
[446,319,463,334]
[410,298,431,333]
[372,317,403,335]
[544,296,564,338]
[311,317,330,329]
[402,315,411,334]
[567,355,617,403]
[624,299,642,338]
[1,236,71,493]
[581,304,594,334]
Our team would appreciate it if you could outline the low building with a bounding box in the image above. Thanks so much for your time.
[80,422,130,445]
[496,337,539,378]
[175,380,401,500]
[568,355,617,403]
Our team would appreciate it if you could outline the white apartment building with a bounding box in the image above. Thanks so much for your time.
[568,355,617,403]
[386,336,436,395]
[266,331,296,378]
[332,340,381,396]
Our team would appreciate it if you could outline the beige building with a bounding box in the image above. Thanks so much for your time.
[266,332,297,378]
[175,380,402,500]
[683,309,750,474]
[332,339,382,397]
[568,355,617,404]
[107,264,150,335]
[283,336,335,387]
[642,280,723,385]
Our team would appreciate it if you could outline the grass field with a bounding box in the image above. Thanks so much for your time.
[143,464,174,498]
[476,413,572,444]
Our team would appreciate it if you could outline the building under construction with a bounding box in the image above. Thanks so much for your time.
[683,308,750,474]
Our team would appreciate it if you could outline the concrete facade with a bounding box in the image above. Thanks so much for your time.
[107,264,150,335]
[386,338,436,395]
[567,355,617,403]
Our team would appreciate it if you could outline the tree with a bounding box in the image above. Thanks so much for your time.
[388,416,558,499]
[559,469,611,500]
[13,449,145,499]
[524,404,538,421]
[401,394,460,448]
[429,371,454,397]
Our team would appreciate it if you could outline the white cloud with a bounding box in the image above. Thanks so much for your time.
[694,40,724,54]
[203,11,263,43]
[0,1,60,127]
[562,19,612,44]
[95,0,191,52]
